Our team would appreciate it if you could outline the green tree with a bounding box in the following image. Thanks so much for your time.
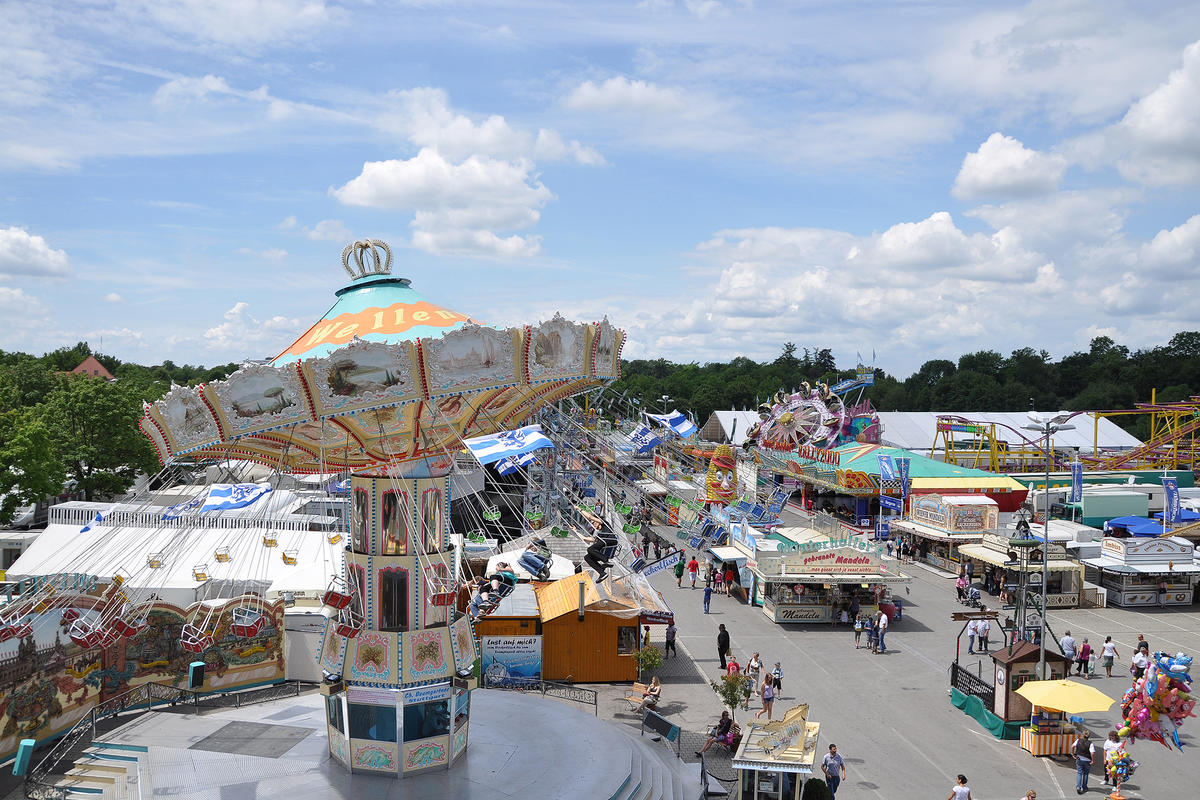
[801,777,833,800]
[0,409,65,524]
[710,673,751,722]
[37,376,159,501]
[634,645,664,681]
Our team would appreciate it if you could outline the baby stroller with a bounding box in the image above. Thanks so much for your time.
[961,585,982,608]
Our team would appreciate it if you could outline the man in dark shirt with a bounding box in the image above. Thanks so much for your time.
[717,623,730,669]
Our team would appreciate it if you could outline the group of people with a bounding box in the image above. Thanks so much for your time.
[723,650,784,720]
[852,609,890,653]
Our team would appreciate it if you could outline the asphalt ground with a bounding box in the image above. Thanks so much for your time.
[591,546,1200,799]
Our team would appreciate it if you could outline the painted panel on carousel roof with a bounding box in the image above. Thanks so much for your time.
[206,363,309,439]
[528,315,587,381]
[423,324,520,394]
[154,384,221,451]
[303,340,417,417]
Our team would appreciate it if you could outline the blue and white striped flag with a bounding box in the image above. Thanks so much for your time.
[79,503,118,533]
[629,423,663,454]
[163,494,204,520]
[464,424,555,465]
[200,482,273,512]
[493,451,538,476]
[645,410,697,438]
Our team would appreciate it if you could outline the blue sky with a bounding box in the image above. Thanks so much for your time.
[3,1,1200,376]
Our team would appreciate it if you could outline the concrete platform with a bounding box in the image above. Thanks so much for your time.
[92,689,702,799]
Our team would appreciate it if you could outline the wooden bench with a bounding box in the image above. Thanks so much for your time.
[624,682,652,712]
[716,722,742,753]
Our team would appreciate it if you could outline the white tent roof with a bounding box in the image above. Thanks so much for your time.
[486,548,576,581]
[702,411,762,446]
[7,519,341,607]
[876,411,1141,453]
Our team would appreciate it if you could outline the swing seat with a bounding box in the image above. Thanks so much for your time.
[231,608,266,637]
[3,622,33,640]
[0,625,15,643]
[214,547,231,563]
[111,617,148,638]
[262,534,278,548]
[192,564,209,582]
[430,592,456,606]
[69,622,105,649]
[482,506,502,521]
[61,607,80,622]
[98,627,121,648]
[335,608,363,638]
[147,553,165,569]
[180,623,215,653]
[322,578,353,610]
[327,532,343,545]
[281,550,298,566]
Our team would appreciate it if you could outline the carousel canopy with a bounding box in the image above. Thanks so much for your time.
[140,240,623,473]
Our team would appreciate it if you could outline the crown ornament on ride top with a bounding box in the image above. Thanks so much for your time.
[341,239,392,279]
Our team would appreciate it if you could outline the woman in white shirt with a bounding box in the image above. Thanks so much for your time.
[947,773,971,800]
[1101,731,1123,786]
[1101,637,1119,678]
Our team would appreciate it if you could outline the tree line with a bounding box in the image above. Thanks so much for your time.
[611,332,1200,440]
[3,333,1197,525]
[0,342,239,524]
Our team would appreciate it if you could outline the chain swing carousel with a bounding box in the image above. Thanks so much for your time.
[138,240,623,777]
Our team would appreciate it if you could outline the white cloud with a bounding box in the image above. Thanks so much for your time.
[0,287,41,312]
[1139,213,1200,274]
[332,148,552,258]
[277,215,297,229]
[953,133,1068,199]
[203,301,302,350]
[104,292,125,303]
[0,226,69,277]
[304,219,352,242]
[235,247,288,261]
[564,77,689,114]
[123,0,338,48]
[83,327,143,343]
[1111,40,1200,185]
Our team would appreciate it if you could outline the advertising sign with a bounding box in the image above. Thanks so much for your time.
[480,636,542,688]
[895,457,911,498]
[1070,462,1083,503]
[879,495,903,513]
[642,551,682,577]
[1163,476,1181,524]
[877,454,895,481]
[781,545,882,576]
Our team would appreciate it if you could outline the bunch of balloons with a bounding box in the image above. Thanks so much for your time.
[1118,651,1195,749]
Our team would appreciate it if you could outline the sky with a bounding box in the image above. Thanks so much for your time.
[2,0,1200,378]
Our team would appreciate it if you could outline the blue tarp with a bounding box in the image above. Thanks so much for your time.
[1154,509,1200,522]
[1105,516,1156,529]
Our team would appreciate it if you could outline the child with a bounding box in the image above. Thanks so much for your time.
[866,617,878,654]
[839,606,850,626]
[770,662,783,694]
[1087,648,1098,680]
[741,673,753,710]
[854,614,864,649]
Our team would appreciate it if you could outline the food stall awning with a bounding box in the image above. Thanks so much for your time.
[760,571,911,584]
[957,543,1080,572]
[1080,557,1200,575]
[708,546,746,563]
[889,519,986,543]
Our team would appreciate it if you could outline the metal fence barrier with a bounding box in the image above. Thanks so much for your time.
[481,675,598,715]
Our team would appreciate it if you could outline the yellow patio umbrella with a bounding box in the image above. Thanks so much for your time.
[1015,679,1117,714]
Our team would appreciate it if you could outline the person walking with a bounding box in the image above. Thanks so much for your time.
[1101,636,1119,678]
[977,617,991,654]
[674,556,685,588]
[1060,630,1077,662]
[713,564,724,593]
[1131,647,1149,680]
[967,618,978,654]
[703,583,713,614]
[1076,638,1092,676]
[687,555,700,589]
[853,614,863,649]
[724,565,735,596]
[1071,729,1095,794]
[1102,730,1123,786]
[866,615,878,653]
[876,609,889,653]
[822,744,846,797]
[956,573,968,601]
[664,622,677,658]
[717,623,730,669]
[703,558,712,589]
[755,678,775,720]
[770,661,783,694]
[947,774,971,800]
[745,652,761,690]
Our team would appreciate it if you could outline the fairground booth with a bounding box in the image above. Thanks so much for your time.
[772,443,1027,536]
[889,494,996,572]
[751,538,910,624]
[1081,535,1200,608]
[732,703,821,800]
[957,533,1084,608]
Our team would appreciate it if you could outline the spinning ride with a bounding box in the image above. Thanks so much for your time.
[138,240,623,776]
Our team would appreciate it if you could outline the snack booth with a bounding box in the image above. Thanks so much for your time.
[889,494,994,572]
[732,703,821,800]
[754,538,910,623]
[1081,535,1200,608]
[988,641,1076,754]
[957,533,1084,608]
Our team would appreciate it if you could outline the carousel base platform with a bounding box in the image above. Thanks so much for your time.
[60,689,701,800]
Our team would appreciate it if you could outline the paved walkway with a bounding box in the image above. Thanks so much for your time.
[601,547,1200,799]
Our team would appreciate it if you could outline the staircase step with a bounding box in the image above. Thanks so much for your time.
[89,741,149,753]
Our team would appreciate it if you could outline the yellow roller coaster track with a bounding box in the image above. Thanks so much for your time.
[1083,390,1200,471]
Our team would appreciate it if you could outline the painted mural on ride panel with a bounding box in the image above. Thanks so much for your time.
[0,597,285,763]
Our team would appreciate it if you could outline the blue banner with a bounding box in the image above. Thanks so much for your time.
[895,457,911,498]
[1069,461,1083,503]
[879,495,903,512]
[1163,476,1181,524]
[629,423,663,454]
[877,454,895,481]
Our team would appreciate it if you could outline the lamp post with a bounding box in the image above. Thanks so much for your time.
[1022,412,1075,679]
[660,395,672,414]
